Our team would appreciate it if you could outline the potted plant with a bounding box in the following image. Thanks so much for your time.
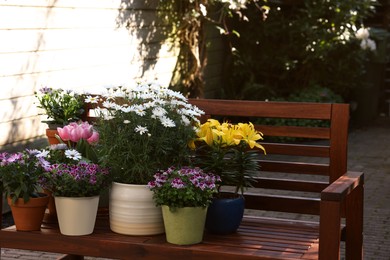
[41,121,100,222]
[89,82,204,235]
[44,161,110,236]
[191,119,266,234]
[0,149,50,231]
[148,166,219,245]
[34,86,85,144]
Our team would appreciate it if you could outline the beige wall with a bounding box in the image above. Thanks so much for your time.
[0,0,179,149]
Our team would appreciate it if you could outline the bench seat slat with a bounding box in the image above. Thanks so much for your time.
[0,214,321,260]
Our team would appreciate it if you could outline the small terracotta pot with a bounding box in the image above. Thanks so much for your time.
[45,128,60,145]
[7,194,50,231]
[42,189,57,224]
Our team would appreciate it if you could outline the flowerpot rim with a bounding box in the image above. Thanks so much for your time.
[162,205,208,210]
[112,182,149,188]
[7,192,49,203]
[54,195,100,200]
[215,192,244,200]
[7,193,50,207]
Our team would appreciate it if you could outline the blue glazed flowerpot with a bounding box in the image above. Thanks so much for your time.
[205,193,245,235]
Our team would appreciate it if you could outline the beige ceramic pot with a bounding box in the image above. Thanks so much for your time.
[109,182,164,235]
[55,196,99,236]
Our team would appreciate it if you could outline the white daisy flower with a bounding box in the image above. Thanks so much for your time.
[36,150,50,158]
[84,95,99,104]
[65,149,82,161]
[135,125,148,135]
[152,107,167,118]
[134,105,146,116]
[121,106,132,113]
[123,120,130,124]
[102,100,115,109]
[160,116,176,128]
[181,115,191,126]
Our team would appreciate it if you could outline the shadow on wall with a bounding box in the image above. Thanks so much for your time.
[116,0,172,78]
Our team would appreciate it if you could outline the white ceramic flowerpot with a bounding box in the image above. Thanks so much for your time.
[55,196,99,236]
[109,182,164,235]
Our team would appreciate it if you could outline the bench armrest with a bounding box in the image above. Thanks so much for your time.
[319,171,364,260]
[321,171,364,201]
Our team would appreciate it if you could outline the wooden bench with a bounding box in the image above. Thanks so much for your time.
[0,99,364,260]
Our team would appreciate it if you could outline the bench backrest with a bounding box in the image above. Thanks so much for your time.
[188,98,350,216]
[83,97,350,217]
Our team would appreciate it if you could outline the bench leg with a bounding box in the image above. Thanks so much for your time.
[345,184,364,260]
[319,200,341,260]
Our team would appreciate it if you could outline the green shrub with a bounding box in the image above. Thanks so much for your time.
[223,0,377,101]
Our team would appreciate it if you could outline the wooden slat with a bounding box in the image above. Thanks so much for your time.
[258,125,330,139]
[259,160,330,176]
[252,177,329,193]
[189,99,333,120]
[329,103,350,182]
[262,142,330,157]
[244,193,320,215]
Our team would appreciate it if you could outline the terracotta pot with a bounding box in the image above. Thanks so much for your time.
[7,194,50,231]
[42,189,57,224]
[45,128,60,145]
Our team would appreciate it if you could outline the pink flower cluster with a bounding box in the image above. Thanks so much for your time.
[57,122,99,144]
[148,166,220,191]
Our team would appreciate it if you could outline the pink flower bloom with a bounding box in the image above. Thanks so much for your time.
[87,131,99,144]
[57,124,73,141]
[58,122,94,143]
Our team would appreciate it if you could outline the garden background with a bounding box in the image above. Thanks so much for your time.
[1,0,390,152]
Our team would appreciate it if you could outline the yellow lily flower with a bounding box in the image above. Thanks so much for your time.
[236,123,266,152]
[196,122,215,146]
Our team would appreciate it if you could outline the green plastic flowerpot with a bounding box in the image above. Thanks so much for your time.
[162,205,207,245]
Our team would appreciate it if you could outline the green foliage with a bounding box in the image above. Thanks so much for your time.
[224,0,377,101]
[0,150,47,204]
[35,87,84,125]
[158,0,268,97]
[194,143,261,194]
